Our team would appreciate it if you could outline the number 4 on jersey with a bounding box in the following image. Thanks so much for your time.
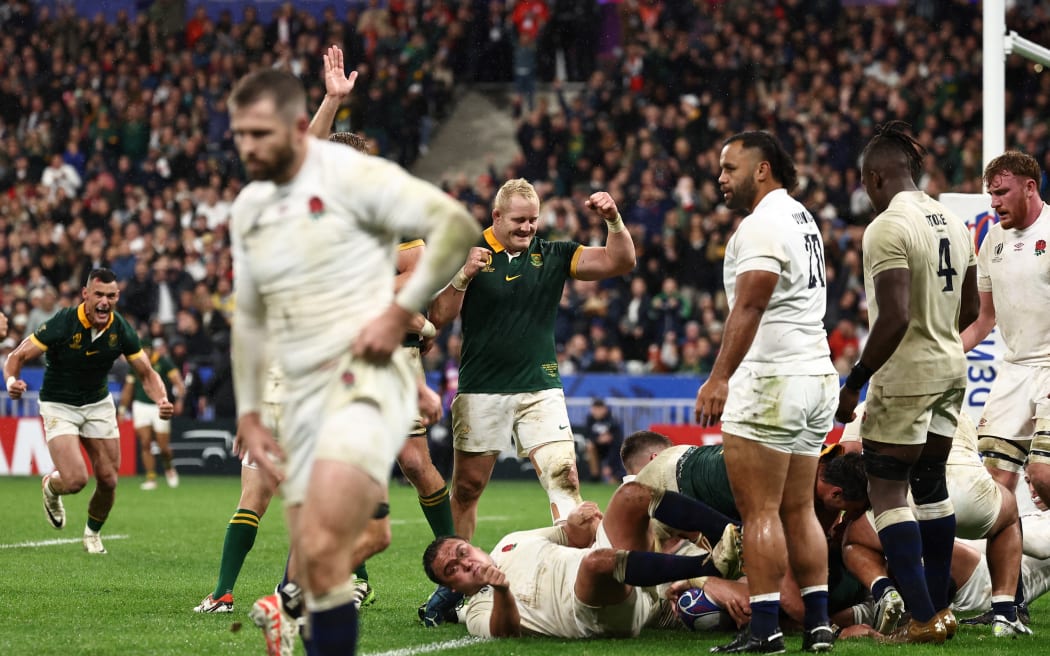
[937,237,957,292]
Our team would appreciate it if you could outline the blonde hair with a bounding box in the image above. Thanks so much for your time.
[494,178,538,212]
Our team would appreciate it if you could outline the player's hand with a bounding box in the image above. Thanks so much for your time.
[694,375,728,427]
[354,303,413,364]
[702,578,751,627]
[6,377,26,400]
[563,501,602,548]
[418,382,442,426]
[836,386,859,424]
[323,44,358,99]
[235,413,285,483]
[585,191,619,221]
[461,246,492,279]
[156,398,175,420]
[478,562,509,590]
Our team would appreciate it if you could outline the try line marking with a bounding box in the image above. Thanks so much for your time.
[390,515,511,526]
[364,636,489,656]
[0,534,129,550]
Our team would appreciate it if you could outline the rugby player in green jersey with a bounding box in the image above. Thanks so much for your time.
[424,178,635,624]
[5,268,173,554]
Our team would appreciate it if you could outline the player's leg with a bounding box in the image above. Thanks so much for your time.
[398,435,454,538]
[449,450,497,540]
[449,393,511,540]
[39,431,86,530]
[782,451,834,649]
[196,461,279,612]
[859,386,945,641]
[154,412,178,487]
[73,398,123,553]
[79,436,120,554]
[349,500,391,608]
[518,390,583,525]
[295,407,390,656]
[983,482,1026,632]
[720,433,790,648]
[135,427,157,489]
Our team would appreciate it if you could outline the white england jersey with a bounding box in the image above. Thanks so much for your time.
[976,202,1050,366]
[463,528,589,638]
[231,138,460,389]
[862,191,974,395]
[722,188,835,375]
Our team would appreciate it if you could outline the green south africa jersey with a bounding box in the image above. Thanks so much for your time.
[677,445,740,522]
[129,354,176,403]
[458,228,583,394]
[31,304,143,406]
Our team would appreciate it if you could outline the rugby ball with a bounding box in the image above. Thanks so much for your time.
[675,587,722,631]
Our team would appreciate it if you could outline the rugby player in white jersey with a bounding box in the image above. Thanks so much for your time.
[228,69,478,655]
[835,121,978,644]
[694,131,839,653]
[961,150,1050,551]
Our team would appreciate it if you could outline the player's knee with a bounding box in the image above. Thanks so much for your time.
[96,470,119,491]
[862,450,912,482]
[978,436,1028,474]
[63,473,89,493]
[533,441,580,494]
[579,549,617,579]
[910,458,948,506]
[452,473,487,503]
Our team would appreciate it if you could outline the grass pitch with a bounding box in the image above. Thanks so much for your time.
[0,475,1044,655]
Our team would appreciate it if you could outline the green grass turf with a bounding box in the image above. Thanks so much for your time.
[0,475,1044,655]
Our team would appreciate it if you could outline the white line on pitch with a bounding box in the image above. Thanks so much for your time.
[363,636,489,656]
[0,534,129,549]
[390,515,511,526]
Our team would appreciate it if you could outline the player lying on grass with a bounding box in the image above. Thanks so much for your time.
[621,431,875,635]
[421,481,747,639]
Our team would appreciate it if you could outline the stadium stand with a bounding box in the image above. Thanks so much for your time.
[0,0,1047,421]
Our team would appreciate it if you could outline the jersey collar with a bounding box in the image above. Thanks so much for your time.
[482,227,506,253]
[77,303,115,331]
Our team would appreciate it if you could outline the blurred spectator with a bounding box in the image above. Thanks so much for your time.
[24,286,59,336]
[581,398,625,483]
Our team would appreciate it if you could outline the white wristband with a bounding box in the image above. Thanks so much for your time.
[605,213,626,233]
[420,319,437,339]
[6,376,16,391]
[451,267,471,292]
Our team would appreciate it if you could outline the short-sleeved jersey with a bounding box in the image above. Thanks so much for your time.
[635,444,740,521]
[457,228,582,393]
[127,353,177,403]
[462,527,590,638]
[862,191,974,395]
[230,138,462,386]
[976,203,1050,366]
[722,189,835,376]
[30,304,143,406]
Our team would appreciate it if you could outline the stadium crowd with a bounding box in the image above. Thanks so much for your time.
[0,0,1048,419]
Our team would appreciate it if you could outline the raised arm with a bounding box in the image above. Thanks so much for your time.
[427,246,490,329]
[572,191,636,281]
[307,44,359,139]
